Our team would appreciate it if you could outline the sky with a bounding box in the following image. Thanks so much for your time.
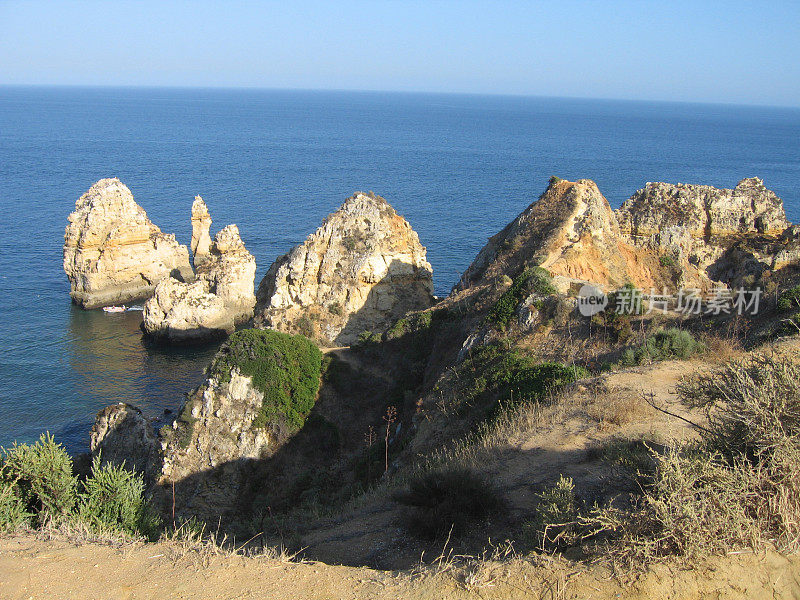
[1,0,798,107]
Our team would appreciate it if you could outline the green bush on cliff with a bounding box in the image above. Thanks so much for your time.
[488,267,556,330]
[209,329,324,431]
[778,285,800,311]
[620,328,705,365]
[0,433,76,527]
[453,343,588,420]
[76,455,161,539]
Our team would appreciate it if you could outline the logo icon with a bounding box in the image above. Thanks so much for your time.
[577,284,608,316]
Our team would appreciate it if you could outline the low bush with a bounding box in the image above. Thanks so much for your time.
[0,433,76,527]
[488,267,556,330]
[523,475,580,550]
[621,328,704,365]
[209,329,324,431]
[393,467,505,539]
[589,354,800,560]
[777,285,800,311]
[76,455,161,539]
[455,343,588,415]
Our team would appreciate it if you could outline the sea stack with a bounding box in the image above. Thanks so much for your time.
[63,178,193,309]
[254,191,434,345]
[190,196,213,267]
[142,202,256,343]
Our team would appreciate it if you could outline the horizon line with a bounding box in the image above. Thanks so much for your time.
[1,83,798,112]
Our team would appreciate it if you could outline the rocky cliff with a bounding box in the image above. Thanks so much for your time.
[617,177,789,272]
[254,192,434,345]
[143,199,256,343]
[91,329,324,521]
[457,177,676,295]
[190,195,213,267]
[63,178,194,309]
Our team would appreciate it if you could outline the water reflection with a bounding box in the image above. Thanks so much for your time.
[64,306,219,453]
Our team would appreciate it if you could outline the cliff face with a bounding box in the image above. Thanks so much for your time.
[457,178,675,294]
[617,177,789,271]
[63,178,193,309]
[91,329,323,521]
[254,192,434,345]
[142,200,256,343]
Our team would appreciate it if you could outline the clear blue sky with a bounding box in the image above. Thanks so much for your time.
[1,0,798,106]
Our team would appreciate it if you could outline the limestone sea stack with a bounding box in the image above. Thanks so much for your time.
[254,192,434,345]
[63,178,193,309]
[190,195,213,267]
[142,199,256,343]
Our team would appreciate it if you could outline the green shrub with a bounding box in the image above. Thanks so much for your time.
[0,433,76,526]
[209,329,324,431]
[621,328,705,365]
[0,483,27,532]
[327,302,342,316]
[659,254,677,268]
[76,455,161,538]
[488,267,556,330]
[523,475,580,549]
[393,468,505,539]
[777,285,800,310]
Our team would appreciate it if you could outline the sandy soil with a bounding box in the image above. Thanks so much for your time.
[2,533,799,600]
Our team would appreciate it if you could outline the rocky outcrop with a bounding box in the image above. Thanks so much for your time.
[195,224,257,322]
[90,329,323,521]
[617,177,789,271]
[142,278,234,342]
[254,192,434,345]
[190,196,212,267]
[63,178,194,309]
[143,202,256,343]
[457,178,677,294]
[90,403,160,481]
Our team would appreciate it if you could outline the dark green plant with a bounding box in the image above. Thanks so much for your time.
[0,433,76,526]
[488,267,556,330]
[393,467,505,539]
[659,254,677,268]
[621,328,705,365]
[777,285,800,311]
[327,302,342,316]
[209,329,324,431]
[76,455,161,538]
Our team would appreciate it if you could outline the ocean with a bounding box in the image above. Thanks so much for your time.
[1,86,798,454]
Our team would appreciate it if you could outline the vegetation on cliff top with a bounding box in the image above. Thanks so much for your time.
[210,329,324,430]
[0,434,159,538]
[488,267,556,330]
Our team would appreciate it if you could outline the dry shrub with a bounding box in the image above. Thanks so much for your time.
[593,353,800,561]
[699,333,742,364]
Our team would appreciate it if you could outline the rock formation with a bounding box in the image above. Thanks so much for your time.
[63,178,194,309]
[143,201,256,343]
[90,329,324,521]
[617,177,789,272]
[457,177,676,295]
[90,403,160,481]
[456,177,793,300]
[254,192,434,345]
[142,278,235,342]
[190,196,213,267]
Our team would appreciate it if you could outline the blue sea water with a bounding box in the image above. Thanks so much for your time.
[0,86,799,454]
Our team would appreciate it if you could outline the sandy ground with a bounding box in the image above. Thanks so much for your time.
[2,533,800,600]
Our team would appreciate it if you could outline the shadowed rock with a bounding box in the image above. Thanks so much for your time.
[254,191,434,345]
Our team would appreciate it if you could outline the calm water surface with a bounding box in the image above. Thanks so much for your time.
[1,87,798,453]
